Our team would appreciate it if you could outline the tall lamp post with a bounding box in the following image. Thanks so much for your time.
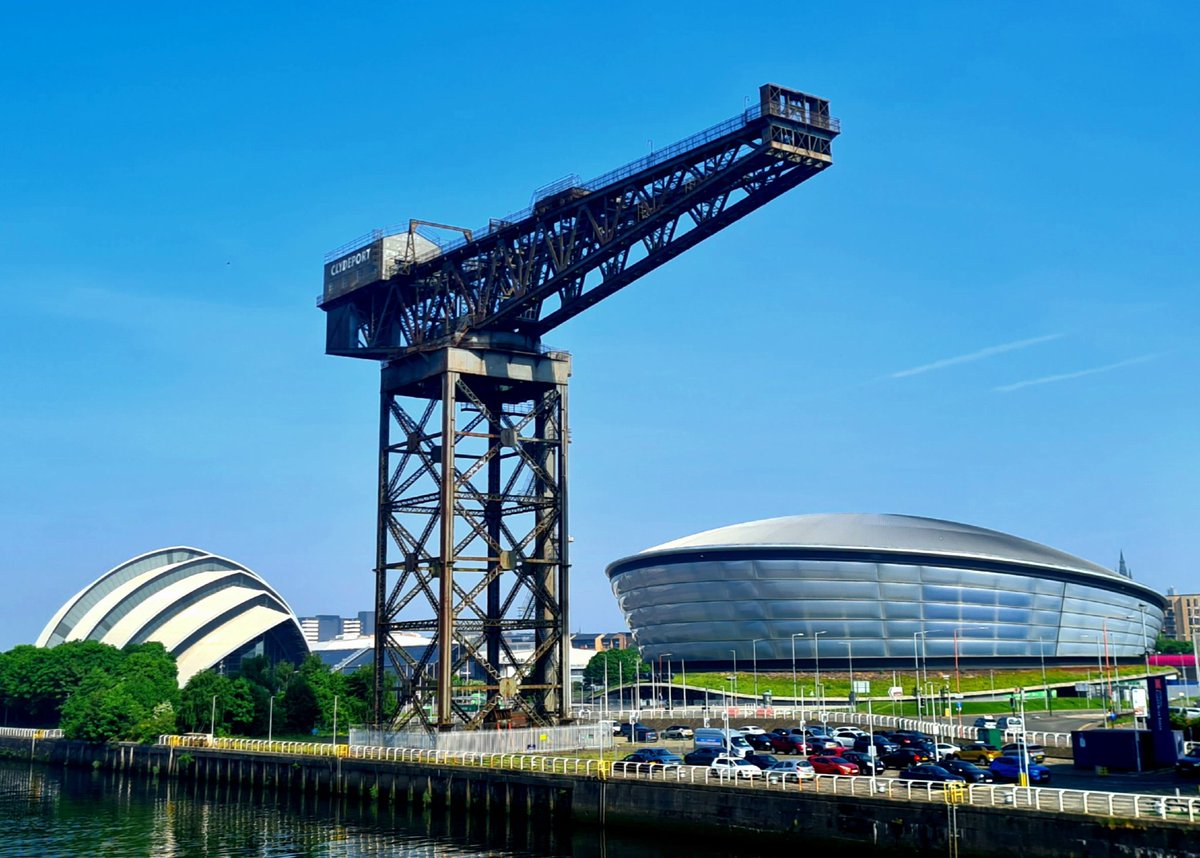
[813,631,827,708]
[791,633,805,713]
[209,694,218,742]
[913,630,929,718]
[1039,639,1053,714]
[730,649,738,706]
[1084,633,1106,725]
[658,652,673,710]
[949,625,988,723]
[752,639,765,704]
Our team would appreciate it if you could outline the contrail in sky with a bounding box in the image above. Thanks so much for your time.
[889,333,1063,379]
[994,354,1159,393]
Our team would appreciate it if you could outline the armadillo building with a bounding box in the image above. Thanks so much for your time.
[37,547,309,685]
[606,514,1166,670]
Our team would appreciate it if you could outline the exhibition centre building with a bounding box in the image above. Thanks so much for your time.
[37,547,309,685]
[606,514,1166,670]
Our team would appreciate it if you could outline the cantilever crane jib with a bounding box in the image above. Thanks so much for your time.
[319,83,837,731]
[321,83,837,357]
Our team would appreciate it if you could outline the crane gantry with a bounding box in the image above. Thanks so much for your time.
[319,83,838,731]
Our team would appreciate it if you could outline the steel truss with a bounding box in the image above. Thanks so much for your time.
[373,340,570,729]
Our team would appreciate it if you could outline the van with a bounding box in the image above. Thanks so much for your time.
[1170,706,1200,720]
[693,728,752,758]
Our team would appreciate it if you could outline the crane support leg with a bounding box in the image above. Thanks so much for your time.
[371,337,571,731]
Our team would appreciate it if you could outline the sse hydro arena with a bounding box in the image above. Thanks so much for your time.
[606,514,1166,670]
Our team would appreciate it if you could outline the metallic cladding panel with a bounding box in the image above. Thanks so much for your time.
[609,554,1166,664]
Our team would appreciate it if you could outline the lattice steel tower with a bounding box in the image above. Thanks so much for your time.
[319,84,838,730]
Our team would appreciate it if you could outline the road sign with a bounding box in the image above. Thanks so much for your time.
[888,686,904,700]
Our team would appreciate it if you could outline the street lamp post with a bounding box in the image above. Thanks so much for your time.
[913,631,928,718]
[658,652,673,710]
[1039,639,1052,714]
[332,695,339,746]
[752,639,765,704]
[268,695,274,744]
[1084,634,1105,724]
[813,631,827,708]
[730,649,738,707]
[209,694,218,741]
[791,633,805,713]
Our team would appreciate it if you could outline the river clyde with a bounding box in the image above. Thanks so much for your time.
[0,759,755,858]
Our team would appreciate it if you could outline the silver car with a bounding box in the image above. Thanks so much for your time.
[765,758,817,783]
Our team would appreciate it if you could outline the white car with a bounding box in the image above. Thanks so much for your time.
[737,725,766,735]
[662,725,694,739]
[935,742,961,760]
[831,728,864,748]
[711,755,763,779]
[998,716,1024,731]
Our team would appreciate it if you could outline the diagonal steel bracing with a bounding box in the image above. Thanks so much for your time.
[373,341,570,729]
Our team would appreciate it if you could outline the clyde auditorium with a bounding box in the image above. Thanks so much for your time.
[37,547,309,685]
[606,514,1166,670]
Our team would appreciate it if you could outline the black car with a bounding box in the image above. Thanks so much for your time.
[890,731,933,747]
[1176,752,1200,777]
[881,748,932,768]
[898,764,967,785]
[745,753,780,770]
[618,722,658,742]
[744,732,775,751]
[940,759,993,783]
[841,750,887,774]
[854,735,899,755]
[683,747,725,766]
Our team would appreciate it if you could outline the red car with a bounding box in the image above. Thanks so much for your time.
[769,734,811,755]
[808,755,860,776]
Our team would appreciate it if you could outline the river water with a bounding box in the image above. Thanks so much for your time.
[0,760,766,858]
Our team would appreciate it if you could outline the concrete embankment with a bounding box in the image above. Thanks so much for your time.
[2,736,1196,858]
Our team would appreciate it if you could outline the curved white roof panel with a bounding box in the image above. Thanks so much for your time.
[36,547,308,685]
[627,514,1120,580]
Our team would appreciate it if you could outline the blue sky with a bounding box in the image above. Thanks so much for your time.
[1,3,1196,650]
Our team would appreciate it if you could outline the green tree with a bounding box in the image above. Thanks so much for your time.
[226,677,258,735]
[60,669,143,742]
[1156,635,1194,655]
[582,648,648,689]
[178,670,234,734]
[283,674,320,733]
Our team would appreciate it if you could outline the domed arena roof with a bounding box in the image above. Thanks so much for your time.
[36,547,308,685]
[624,513,1118,580]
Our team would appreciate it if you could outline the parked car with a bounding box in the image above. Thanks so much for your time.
[1175,750,1200,776]
[829,728,862,748]
[744,732,775,751]
[998,716,1024,731]
[988,755,1051,784]
[618,750,681,771]
[636,748,682,765]
[898,764,967,786]
[745,753,780,770]
[841,750,886,775]
[662,725,694,740]
[881,748,932,769]
[934,742,961,760]
[769,734,810,755]
[940,759,994,783]
[765,759,817,783]
[684,747,725,766]
[973,716,998,729]
[808,755,860,775]
[711,755,763,779]
[618,722,658,742]
[890,730,933,746]
[803,731,842,753]
[853,735,899,755]
[952,743,1002,764]
[1001,742,1046,763]
[738,725,766,735]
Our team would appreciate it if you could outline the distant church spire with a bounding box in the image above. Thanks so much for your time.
[1117,551,1131,579]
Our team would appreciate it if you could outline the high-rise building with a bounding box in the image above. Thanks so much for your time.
[1164,589,1200,642]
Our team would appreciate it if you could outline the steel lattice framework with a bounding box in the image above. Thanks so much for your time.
[319,84,838,730]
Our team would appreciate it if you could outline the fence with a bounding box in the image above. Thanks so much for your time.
[349,723,614,755]
[0,727,63,740]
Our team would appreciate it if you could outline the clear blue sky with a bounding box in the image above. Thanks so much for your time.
[2,3,1196,650]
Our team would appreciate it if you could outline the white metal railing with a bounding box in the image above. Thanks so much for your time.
[604,765,1200,823]
[0,727,63,740]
